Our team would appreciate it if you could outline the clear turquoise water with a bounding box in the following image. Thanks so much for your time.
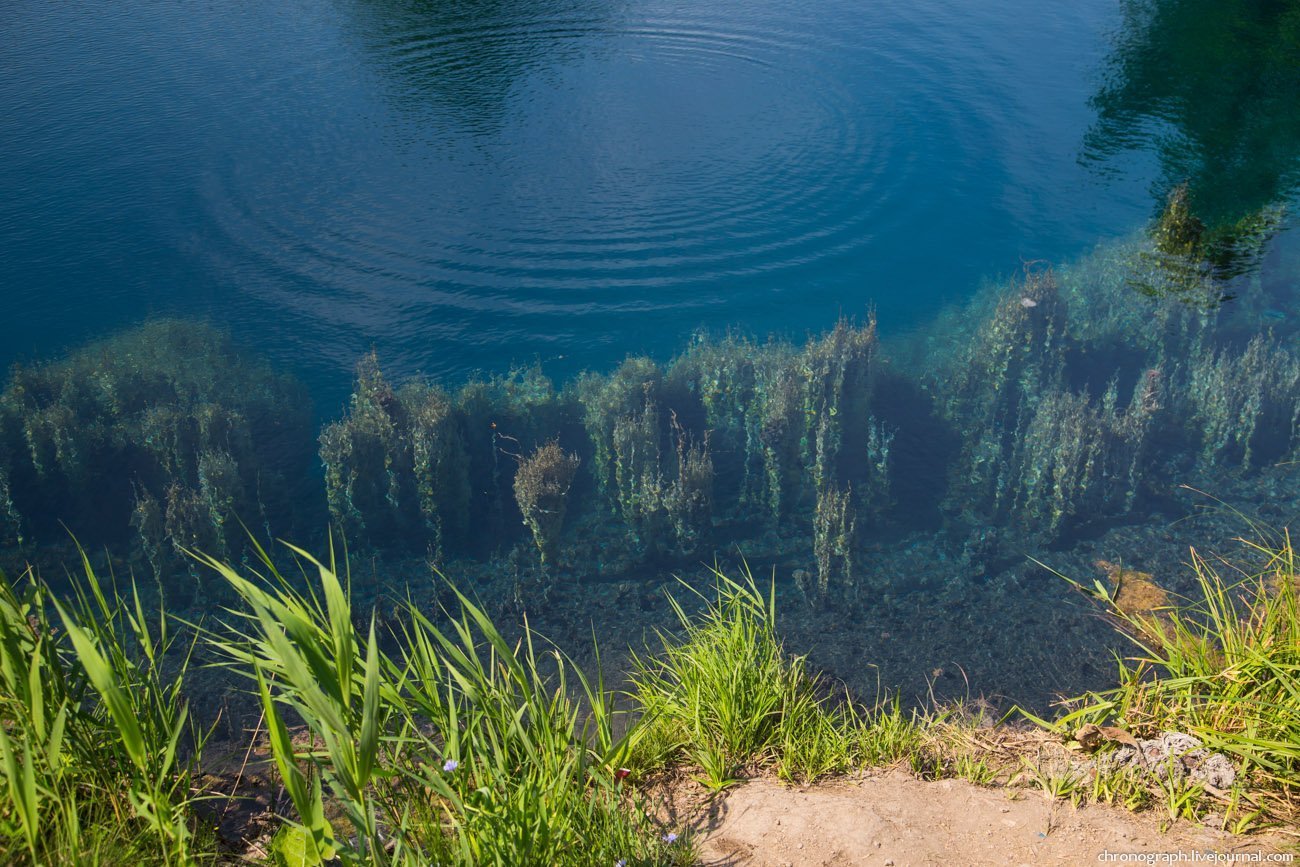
[5,0,1300,708]
[1,0,1181,402]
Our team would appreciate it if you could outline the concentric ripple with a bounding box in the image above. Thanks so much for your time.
[194,0,1005,379]
[3,0,1168,395]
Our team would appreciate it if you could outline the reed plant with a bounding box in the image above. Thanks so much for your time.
[0,554,208,866]
[203,538,693,867]
[201,539,391,864]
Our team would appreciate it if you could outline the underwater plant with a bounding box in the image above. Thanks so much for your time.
[457,363,571,548]
[0,319,312,591]
[407,382,471,552]
[319,352,471,557]
[935,269,1069,530]
[574,357,717,560]
[610,390,666,552]
[757,363,806,522]
[1054,234,1218,375]
[577,356,665,514]
[1008,378,1159,544]
[805,482,857,608]
[1182,334,1300,471]
[666,334,794,514]
[512,441,581,567]
[799,317,880,497]
[663,414,714,558]
[754,318,891,526]
[1124,184,1284,310]
[319,352,414,547]
[0,450,18,547]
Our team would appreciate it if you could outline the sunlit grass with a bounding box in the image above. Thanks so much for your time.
[625,565,932,790]
[202,538,693,866]
[0,554,210,866]
[1036,533,1300,823]
[4,530,1294,865]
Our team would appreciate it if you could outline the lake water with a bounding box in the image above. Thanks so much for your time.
[3,0,1162,394]
[3,0,1300,709]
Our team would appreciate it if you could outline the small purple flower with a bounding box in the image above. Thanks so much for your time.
[663,832,678,845]
[442,758,459,772]
[615,861,627,867]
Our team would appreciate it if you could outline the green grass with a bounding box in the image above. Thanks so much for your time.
[7,531,1293,865]
[1037,534,1300,823]
[0,553,210,866]
[202,538,694,866]
[625,565,930,790]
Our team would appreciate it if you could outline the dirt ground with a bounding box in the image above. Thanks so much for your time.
[680,772,1297,866]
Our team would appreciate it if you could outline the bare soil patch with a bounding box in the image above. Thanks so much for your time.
[679,771,1296,866]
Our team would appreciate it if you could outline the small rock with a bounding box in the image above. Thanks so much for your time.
[1106,730,1236,789]
[1192,751,1236,790]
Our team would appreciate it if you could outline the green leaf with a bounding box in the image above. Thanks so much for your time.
[358,617,382,787]
[54,601,147,772]
[270,823,324,867]
[256,667,337,862]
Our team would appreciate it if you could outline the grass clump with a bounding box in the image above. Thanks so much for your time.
[626,566,926,789]
[15,527,1297,867]
[0,556,209,866]
[1042,534,1300,823]
[203,539,693,867]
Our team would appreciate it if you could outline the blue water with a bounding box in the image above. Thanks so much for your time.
[7,0,1300,712]
[1,0,1167,406]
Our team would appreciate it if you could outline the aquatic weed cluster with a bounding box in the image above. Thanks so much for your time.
[312,313,896,587]
[0,196,1298,605]
[0,321,313,599]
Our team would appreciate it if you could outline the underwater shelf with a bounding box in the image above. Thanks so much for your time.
[2,199,1299,709]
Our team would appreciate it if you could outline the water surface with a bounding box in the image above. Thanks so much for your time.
[1,0,1181,402]
[5,0,1300,710]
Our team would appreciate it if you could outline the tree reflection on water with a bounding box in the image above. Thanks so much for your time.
[1085,0,1300,301]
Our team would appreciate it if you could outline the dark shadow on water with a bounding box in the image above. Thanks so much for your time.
[336,0,615,135]
[1084,0,1300,226]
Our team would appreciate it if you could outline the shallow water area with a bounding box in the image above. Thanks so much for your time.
[4,0,1300,718]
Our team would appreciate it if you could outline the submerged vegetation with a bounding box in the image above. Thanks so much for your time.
[0,194,1297,611]
[3,1,1300,858]
[0,321,313,598]
[0,185,1296,860]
